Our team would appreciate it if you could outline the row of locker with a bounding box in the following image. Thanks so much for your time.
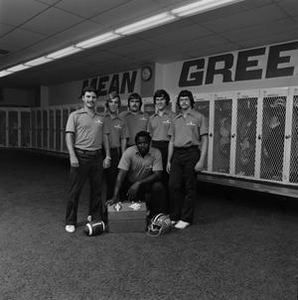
[1,87,298,185]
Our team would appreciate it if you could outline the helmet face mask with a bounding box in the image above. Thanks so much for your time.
[147,213,172,237]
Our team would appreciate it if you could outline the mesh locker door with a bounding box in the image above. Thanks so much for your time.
[0,110,6,146]
[212,99,232,173]
[36,110,42,148]
[290,95,298,183]
[49,110,54,150]
[20,111,30,147]
[8,111,18,147]
[235,97,258,177]
[55,109,61,152]
[260,96,286,181]
[96,105,105,114]
[42,110,48,149]
[62,109,69,152]
[31,110,36,148]
[194,100,209,171]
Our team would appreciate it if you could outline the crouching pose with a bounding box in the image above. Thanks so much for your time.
[107,131,167,218]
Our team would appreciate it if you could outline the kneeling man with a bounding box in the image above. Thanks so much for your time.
[107,131,167,218]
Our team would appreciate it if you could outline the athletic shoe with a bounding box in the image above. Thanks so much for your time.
[87,215,92,222]
[65,225,75,233]
[174,220,190,229]
[170,220,177,226]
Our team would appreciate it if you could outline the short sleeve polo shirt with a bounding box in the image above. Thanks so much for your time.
[118,146,163,183]
[66,108,110,151]
[169,109,208,147]
[104,114,129,149]
[148,110,176,141]
[119,111,149,146]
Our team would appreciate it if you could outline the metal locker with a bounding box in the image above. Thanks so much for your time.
[42,110,48,149]
[235,90,259,178]
[143,97,155,116]
[8,110,19,147]
[62,108,69,153]
[193,93,211,172]
[211,93,234,174]
[31,109,36,148]
[49,109,54,150]
[259,88,288,182]
[0,110,6,147]
[36,110,42,148]
[20,110,30,147]
[55,108,62,152]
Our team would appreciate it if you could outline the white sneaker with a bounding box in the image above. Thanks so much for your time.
[174,220,190,229]
[87,215,92,222]
[65,225,75,233]
[170,220,177,226]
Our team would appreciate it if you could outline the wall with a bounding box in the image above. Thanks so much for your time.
[0,88,38,107]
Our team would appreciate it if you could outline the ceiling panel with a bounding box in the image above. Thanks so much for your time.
[22,7,84,35]
[0,28,45,52]
[0,23,15,37]
[201,3,289,33]
[55,0,131,18]
[90,0,162,27]
[52,20,106,43]
[0,0,47,26]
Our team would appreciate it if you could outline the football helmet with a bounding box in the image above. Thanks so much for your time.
[147,213,172,237]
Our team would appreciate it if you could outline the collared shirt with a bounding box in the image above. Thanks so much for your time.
[65,108,110,151]
[169,109,208,147]
[118,145,163,183]
[104,113,129,148]
[119,110,149,146]
[148,109,176,141]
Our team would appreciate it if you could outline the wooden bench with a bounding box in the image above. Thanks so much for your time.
[197,173,298,199]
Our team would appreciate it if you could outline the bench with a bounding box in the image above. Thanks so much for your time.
[197,173,298,199]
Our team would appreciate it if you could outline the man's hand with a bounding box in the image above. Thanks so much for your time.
[127,181,141,201]
[194,160,204,172]
[106,196,118,206]
[166,162,171,174]
[103,156,111,169]
[70,154,79,167]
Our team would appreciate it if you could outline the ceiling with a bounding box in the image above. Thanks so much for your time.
[0,0,297,88]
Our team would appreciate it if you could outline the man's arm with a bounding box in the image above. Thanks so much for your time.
[103,133,111,169]
[65,132,79,167]
[166,140,174,173]
[194,134,208,172]
[120,138,127,154]
[106,169,127,205]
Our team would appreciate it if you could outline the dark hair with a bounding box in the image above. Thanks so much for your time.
[80,86,98,98]
[153,89,170,105]
[177,90,195,109]
[106,91,121,108]
[128,92,142,109]
[135,131,151,144]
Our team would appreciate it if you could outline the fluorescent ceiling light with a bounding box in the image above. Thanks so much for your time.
[47,46,82,59]
[115,12,176,35]
[6,64,30,72]
[171,0,244,17]
[0,70,13,77]
[76,32,120,49]
[25,56,53,67]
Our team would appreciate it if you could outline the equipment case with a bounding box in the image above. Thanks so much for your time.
[107,201,147,233]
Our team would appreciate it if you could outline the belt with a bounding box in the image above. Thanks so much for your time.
[75,148,101,155]
[174,145,198,150]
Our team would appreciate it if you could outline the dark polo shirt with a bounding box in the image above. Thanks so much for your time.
[118,146,163,183]
[148,109,176,141]
[119,111,149,146]
[104,113,129,149]
[66,108,109,151]
[169,109,208,147]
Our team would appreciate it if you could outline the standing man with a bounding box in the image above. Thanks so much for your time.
[119,92,149,147]
[148,89,175,209]
[167,90,208,230]
[104,92,129,200]
[107,131,167,219]
[65,86,111,233]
